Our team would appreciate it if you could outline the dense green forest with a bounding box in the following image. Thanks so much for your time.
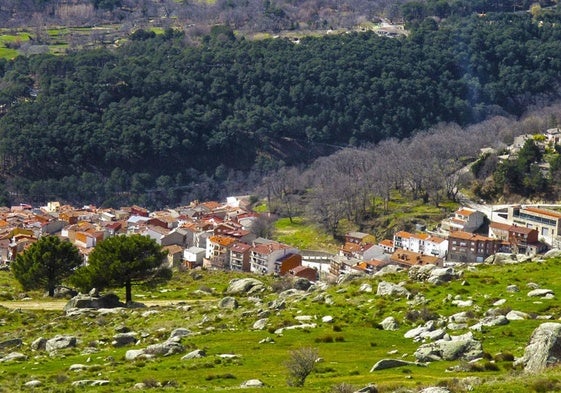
[2,8,561,207]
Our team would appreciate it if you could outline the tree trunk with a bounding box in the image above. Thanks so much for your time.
[48,286,55,297]
[125,279,132,304]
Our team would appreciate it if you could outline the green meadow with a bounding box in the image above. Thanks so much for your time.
[2,257,561,391]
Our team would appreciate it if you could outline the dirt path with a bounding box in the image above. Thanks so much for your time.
[0,299,190,311]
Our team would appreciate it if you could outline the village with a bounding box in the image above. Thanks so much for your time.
[0,187,560,284]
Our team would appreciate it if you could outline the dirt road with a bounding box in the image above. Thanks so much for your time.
[0,299,187,311]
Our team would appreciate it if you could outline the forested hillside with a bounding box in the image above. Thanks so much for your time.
[1,9,561,207]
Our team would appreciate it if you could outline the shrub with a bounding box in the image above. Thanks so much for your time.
[330,382,355,392]
[315,335,334,343]
[285,347,319,387]
[531,377,561,392]
[494,352,515,362]
[332,325,342,332]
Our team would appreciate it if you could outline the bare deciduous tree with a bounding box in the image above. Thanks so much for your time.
[285,347,319,387]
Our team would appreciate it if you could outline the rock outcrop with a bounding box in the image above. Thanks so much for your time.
[514,322,561,372]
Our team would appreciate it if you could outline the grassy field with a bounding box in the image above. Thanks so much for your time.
[273,217,338,252]
[2,258,561,392]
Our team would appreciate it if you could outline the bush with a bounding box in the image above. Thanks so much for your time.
[531,378,561,392]
[285,347,319,387]
[330,382,355,392]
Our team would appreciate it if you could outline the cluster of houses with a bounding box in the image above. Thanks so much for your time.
[2,193,561,283]
[330,205,558,278]
[0,197,317,282]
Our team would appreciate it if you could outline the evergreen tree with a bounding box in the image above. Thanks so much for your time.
[11,236,83,297]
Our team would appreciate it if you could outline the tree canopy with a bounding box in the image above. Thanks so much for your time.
[2,11,561,207]
[72,234,170,303]
[11,235,83,296]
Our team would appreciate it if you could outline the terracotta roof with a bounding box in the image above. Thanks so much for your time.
[456,208,476,216]
[411,232,429,240]
[395,230,413,238]
[209,235,236,247]
[229,242,251,253]
[252,242,291,255]
[379,239,394,247]
[426,236,446,244]
[390,249,441,266]
[508,225,535,235]
[523,206,561,219]
[490,221,511,231]
[448,231,493,241]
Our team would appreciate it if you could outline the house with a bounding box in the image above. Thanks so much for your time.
[204,235,236,269]
[229,242,251,272]
[545,128,561,145]
[378,239,394,254]
[143,225,170,245]
[508,205,561,245]
[249,241,299,274]
[507,225,545,256]
[163,244,184,268]
[275,252,302,275]
[447,231,501,263]
[488,221,511,241]
[329,255,362,278]
[424,236,448,258]
[441,207,485,233]
[390,249,443,268]
[393,231,448,258]
[354,258,391,275]
[288,265,318,282]
[345,232,376,245]
[183,246,206,269]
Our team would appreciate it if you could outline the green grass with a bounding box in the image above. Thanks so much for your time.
[273,217,338,252]
[3,259,561,391]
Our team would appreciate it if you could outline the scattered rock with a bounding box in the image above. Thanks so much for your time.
[470,315,509,331]
[169,328,191,339]
[492,299,506,306]
[71,380,110,387]
[125,349,146,361]
[181,349,206,360]
[51,286,78,299]
[293,278,312,291]
[514,322,561,372]
[226,278,265,295]
[46,335,77,352]
[359,283,373,293]
[506,310,530,321]
[259,337,275,344]
[376,281,410,297]
[218,296,239,309]
[240,379,264,388]
[144,340,184,357]
[506,285,519,293]
[69,364,89,372]
[528,289,554,298]
[64,293,125,311]
[380,316,399,331]
[274,323,317,334]
[0,338,22,349]
[370,358,424,371]
[253,318,268,330]
[112,332,138,347]
[414,332,483,362]
[0,352,27,362]
[322,315,334,323]
[354,384,378,393]
[24,380,42,388]
[451,299,473,307]
[374,265,403,276]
